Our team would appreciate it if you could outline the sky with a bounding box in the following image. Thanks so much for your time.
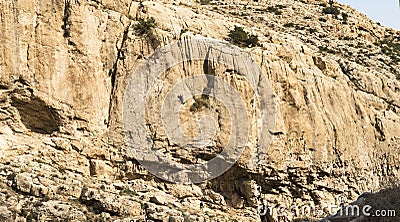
[338,0,400,30]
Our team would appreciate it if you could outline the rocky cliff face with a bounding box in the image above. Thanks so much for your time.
[0,0,399,221]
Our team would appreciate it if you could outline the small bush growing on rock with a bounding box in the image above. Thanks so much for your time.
[378,39,400,70]
[120,188,137,196]
[341,36,354,41]
[283,23,306,30]
[319,17,327,22]
[266,6,282,15]
[342,12,349,24]
[227,26,259,48]
[255,5,286,15]
[199,0,211,5]
[134,17,161,49]
[135,17,157,36]
[190,95,210,112]
[379,39,400,55]
[322,6,340,16]
[247,34,259,47]
[308,28,317,34]
[284,22,295,28]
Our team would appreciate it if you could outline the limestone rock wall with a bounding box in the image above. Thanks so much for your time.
[0,0,399,221]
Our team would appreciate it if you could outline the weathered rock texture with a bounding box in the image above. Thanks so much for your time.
[0,0,399,221]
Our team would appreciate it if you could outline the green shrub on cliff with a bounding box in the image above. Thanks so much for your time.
[135,17,161,49]
[227,26,259,48]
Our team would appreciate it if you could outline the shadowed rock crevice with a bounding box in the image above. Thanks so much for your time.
[11,96,61,134]
[61,0,72,38]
